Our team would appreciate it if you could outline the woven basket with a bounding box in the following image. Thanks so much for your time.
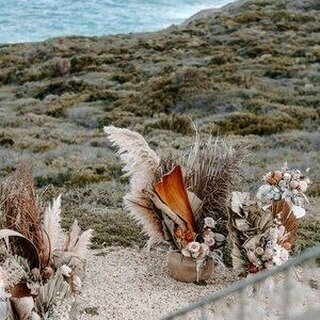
[167,251,213,283]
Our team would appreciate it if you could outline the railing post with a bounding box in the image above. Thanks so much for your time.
[238,288,245,320]
[282,268,291,320]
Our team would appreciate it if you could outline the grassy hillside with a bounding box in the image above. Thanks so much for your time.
[0,0,319,249]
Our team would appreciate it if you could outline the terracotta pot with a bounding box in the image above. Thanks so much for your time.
[167,251,213,283]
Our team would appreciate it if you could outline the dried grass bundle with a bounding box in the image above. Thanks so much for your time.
[0,164,93,319]
[183,136,244,227]
[1,164,49,266]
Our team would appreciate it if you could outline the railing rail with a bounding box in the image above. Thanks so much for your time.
[160,245,320,320]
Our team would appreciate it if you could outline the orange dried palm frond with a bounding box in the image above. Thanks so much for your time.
[271,199,298,244]
[154,165,196,232]
[1,164,49,266]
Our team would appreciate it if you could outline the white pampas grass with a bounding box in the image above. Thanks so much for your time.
[65,220,81,252]
[72,229,93,259]
[65,220,93,259]
[104,125,160,192]
[43,194,65,252]
[104,126,164,243]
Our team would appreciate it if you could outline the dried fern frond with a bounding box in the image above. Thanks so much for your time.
[104,126,164,243]
[183,136,244,227]
[43,195,65,254]
[1,164,48,266]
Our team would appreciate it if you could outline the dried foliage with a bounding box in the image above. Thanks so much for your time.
[2,164,48,266]
[228,165,310,276]
[0,165,93,319]
[106,126,243,269]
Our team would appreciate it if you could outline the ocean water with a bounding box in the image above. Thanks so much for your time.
[0,0,232,44]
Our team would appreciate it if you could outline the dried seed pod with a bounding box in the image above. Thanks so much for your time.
[42,267,54,280]
[255,247,264,256]
[282,242,292,251]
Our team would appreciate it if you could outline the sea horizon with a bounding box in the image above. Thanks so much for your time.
[0,0,234,45]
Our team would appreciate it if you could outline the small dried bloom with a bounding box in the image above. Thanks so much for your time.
[60,265,72,277]
[289,180,299,190]
[198,243,210,259]
[187,241,201,253]
[273,244,289,266]
[204,217,216,228]
[255,247,264,256]
[299,180,308,192]
[283,172,291,181]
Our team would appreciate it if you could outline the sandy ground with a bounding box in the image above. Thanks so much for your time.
[78,247,320,320]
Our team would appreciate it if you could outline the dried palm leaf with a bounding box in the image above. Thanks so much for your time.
[1,164,49,266]
[151,193,186,227]
[271,200,298,245]
[155,165,196,232]
[0,229,40,269]
[183,136,244,228]
[104,126,163,243]
[34,269,71,317]
[43,195,65,254]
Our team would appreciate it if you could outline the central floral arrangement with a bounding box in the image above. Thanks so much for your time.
[105,126,243,282]
[105,126,311,283]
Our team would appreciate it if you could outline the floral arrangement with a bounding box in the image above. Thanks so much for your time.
[105,126,243,279]
[229,166,310,275]
[0,165,93,320]
[257,164,310,218]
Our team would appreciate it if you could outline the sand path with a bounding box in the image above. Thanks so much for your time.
[78,247,320,320]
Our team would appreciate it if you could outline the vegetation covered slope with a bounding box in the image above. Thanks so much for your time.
[0,0,319,249]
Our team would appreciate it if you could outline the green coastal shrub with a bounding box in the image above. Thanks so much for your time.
[144,114,193,135]
[295,218,320,252]
[214,113,302,136]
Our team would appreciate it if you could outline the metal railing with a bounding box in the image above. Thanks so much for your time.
[160,246,320,320]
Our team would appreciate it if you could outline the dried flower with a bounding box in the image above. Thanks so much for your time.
[299,181,308,192]
[273,244,289,266]
[42,267,54,280]
[289,180,299,190]
[198,243,210,259]
[60,265,72,277]
[204,217,216,229]
[187,241,201,253]
[204,236,215,247]
[255,247,264,256]
[283,172,291,181]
